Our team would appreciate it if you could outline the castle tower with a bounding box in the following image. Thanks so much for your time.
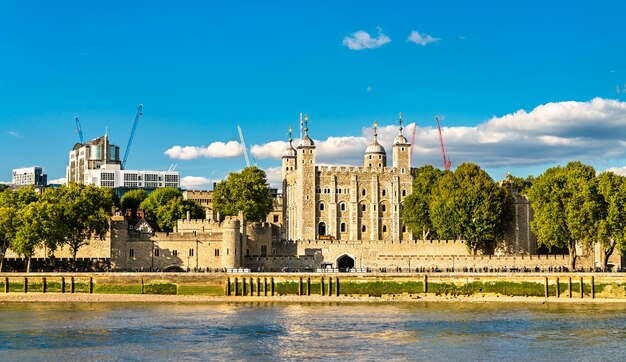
[364,121,387,169]
[281,127,297,240]
[221,217,241,269]
[296,115,316,240]
[392,112,411,171]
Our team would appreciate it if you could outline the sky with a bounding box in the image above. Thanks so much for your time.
[1,1,626,189]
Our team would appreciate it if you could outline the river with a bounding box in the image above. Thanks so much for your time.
[1,302,625,361]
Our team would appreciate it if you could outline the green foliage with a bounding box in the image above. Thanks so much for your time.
[596,171,626,268]
[213,167,274,221]
[429,163,511,253]
[120,189,148,217]
[177,285,224,296]
[402,165,443,240]
[504,174,534,195]
[339,281,424,297]
[140,188,203,231]
[94,284,143,294]
[528,162,600,269]
[143,283,177,295]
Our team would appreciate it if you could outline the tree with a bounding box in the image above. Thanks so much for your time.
[213,167,273,221]
[402,165,444,240]
[596,171,626,270]
[0,187,40,272]
[51,184,113,268]
[140,188,203,231]
[430,163,511,254]
[120,189,148,217]
[13,200,63,272]
[504,173,534,195]
[528,162,600,270]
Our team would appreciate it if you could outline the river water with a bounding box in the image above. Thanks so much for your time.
[1,302,625,361]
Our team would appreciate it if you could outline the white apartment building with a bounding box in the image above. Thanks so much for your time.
[66,135,179,190]
[12,166,47,187]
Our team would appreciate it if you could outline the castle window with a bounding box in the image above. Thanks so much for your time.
[129,249,135,258]
[319,202,325,211]
[369,163,372,167]
[402,147,405,151]
[274,215,279,223]
[369,155,372,160]
[227,248,229,255]
[382,204,386,212]
[215,249,220,257]
[382,189,386,197]
[402,190,406,197]
[383,225,387,232]
[189,248,194,257]
[362,225,367,232]
[378,155,381,159]
[362,189,366,196]
[402,225,407,232]
[378,163,381,167]
[154,248,160,257]
[340,222,346,232]
[361,204,366,212]
[173,250,178,256]
[340,203,346,211]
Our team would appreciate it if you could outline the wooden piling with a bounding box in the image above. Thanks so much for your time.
[555,277,560,298]
[89,277,93,294]
[4,277,8,293]
[307,277,311,296]
[24,277,28,293]
[264,277,268,296]
[591,276,595,299]
[226,277,231,296]
[328,277,333,296]
[298,277,303,296]
[336,277,340,296]
[43,277,47,294]
[257,278,261,297]
[141,278,145,294]
[71,276,75,294]
[580,277,584,299]
[270,277,275,296]
[234,277,239,296]
[544,277,549,298]
[249,278,254,296]
[61,277,65,293]
[320,277,325,296]
[568,277,572,298]
[423,275,428,293]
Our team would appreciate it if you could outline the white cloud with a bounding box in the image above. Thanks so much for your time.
[7,131,20,137]
[264,166,283,189]
[48,177,66,184]
[180,176,218,189]
[342,28,391,50]
[250,141,288,159]
[164,141,242,160]
[407,30,441,46]
[604,166,626,176]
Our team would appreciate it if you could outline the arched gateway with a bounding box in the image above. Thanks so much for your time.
[337,255,355,271]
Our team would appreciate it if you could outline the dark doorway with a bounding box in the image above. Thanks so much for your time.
[337,255,355,272]
[318,222,326,236]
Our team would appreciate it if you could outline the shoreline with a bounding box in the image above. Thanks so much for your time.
[2,293,626,304]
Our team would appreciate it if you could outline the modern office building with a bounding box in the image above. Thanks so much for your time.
[12,166,47,187]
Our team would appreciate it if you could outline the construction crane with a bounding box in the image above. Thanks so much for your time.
[74,116,85,143]
[410,122,417,165]
[435,116,452,171]
[122,104,143,169]
[237,125,257,167]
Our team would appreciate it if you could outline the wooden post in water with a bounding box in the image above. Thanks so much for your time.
[61,277,65,293]
[234,277,239,296]
[298,277,303,296]
[328,277,333,296]
[242,277,247,296]
[320,277,325,296]
[591,276,595,299]
[257,278,261,297]
[226,277,231,296]
[270,277,275,296]
[568,277,572,298]
[249,278,254,296]
[4,277,8,293]
[264,277,268,296]
[141,278,145,294]
[71,276,75,294]
[43,277,47,294]
[336,277,340,296]
[423,275,428,293]
[544,277,549,298]
[579,277,584,299]
[24,277,28,293]
[307,277,311,296]
[555,277,560,298]
[89,277,93,294]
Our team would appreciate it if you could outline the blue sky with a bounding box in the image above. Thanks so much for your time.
[1,1,626,188]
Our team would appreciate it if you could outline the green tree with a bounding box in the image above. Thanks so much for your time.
[504,173,534,195]
[596,171,626,270]
[140,188,203,231]
[0,187,40,271]
[213,167,273,221]
[402,165,444,240]
[120,189,148,217]
[52,184,114,269]
[528,162,600,270]
[430,163,511,254]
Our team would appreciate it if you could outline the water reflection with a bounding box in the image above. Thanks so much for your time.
[1,302,626,361]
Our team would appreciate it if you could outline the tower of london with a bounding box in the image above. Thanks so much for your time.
[282,114,414,242]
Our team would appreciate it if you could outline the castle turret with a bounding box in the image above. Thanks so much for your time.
[221,217,241,269]
[364,121,386,169]
[296,114,316,240]
[392,112,411,172]
[281,126,297,177]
